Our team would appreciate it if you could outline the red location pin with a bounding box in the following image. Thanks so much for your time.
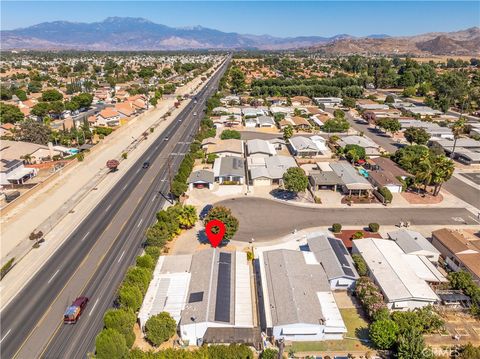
[205,219,226,248]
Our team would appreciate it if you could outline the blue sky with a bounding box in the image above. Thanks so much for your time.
[1,1,479,37]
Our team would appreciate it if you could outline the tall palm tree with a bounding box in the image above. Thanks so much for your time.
[450,118,466,159]
[415,159,433,193]
[430,156,455,196]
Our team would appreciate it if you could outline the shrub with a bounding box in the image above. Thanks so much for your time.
[144,246,162,261]
[368,223,380,233]
[332,223,342,233]
[261,348,279,359]
[282,167,308,193]
[145,312,177,346]
[0,257,15,280]
[352,254,368,276]
[378,186,393,203]
[121,152,128,159]
[76,152,85,161]
[355,277,387,319]
[220,129,241,140]
[95,328,128,359]
[352,231,364,239]
[103,308,136,348]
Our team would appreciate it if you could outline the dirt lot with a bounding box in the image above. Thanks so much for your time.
[425,310,480,347]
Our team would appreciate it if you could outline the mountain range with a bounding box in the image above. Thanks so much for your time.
[1,17,479,55]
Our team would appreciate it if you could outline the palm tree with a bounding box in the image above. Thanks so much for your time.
[430,156,455,196]
[450,118,466,159]
[178,205,198,229]
[20,154,32,164]
[415,159,433,193]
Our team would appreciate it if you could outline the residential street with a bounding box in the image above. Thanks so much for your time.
[216,197,479,242]
[343,110,480,210]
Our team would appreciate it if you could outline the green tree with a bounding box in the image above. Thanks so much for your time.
[124,266,152,295]
[204,206,239,241]
[118,284,143,311]
[369,319,399,350]
[144,312,177,346]
[31,102,51,118]
[282,167,308,193]
[450,118,466,158]
[342,97,356,108]
[0,103,24,123]
[396,327,431,359]
[229,67,246,93]
[385,94,395,103]
[460,343,480,359]
[41,89,63,102]
[103,308,136,348]
[178,205,198,229]
[95,328,128,359]
[220,129,241,140]
[377,118,401,135]
[343,144,366,164]
[430,155,454,196]
[403,86,416,97]
[18,119,52,145]
[322,118,350,133]
[14,89,27,101]
[404,127,431,145]
[136,254,155,271]
[283,125,294,141]
[72,93,93,108]
[171,180,188,198]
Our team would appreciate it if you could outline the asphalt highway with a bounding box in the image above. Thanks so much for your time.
[0,57,230,359]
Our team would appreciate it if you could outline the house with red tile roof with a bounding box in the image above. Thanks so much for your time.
[96,108,121,127]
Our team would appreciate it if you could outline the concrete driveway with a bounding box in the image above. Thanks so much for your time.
[217,197,479,242]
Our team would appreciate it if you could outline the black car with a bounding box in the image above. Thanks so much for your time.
[142,161,150,169]
[199,204,213,220]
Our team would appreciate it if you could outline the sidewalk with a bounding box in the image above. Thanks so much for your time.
[0,62,223,309]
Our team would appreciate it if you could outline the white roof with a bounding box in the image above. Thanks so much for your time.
[317,292,347,332]
[6,167,36,181]
[138,255,192,328]
[339,135,379,149]
[353,238,439,303]
[234,252,253,326]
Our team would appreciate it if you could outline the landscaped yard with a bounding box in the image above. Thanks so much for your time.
[288,308,372,353]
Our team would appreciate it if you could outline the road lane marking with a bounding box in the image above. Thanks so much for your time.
[137,219,143,228]
[88,299,99,317]
[105,204,112,213]
[136,168,140,174]
[47,270,60,284]
[151,197,156,202]
[19,70,224,358]
[117,250,125,263]
[0,329,11,344]
[468,216,480,224]
[80,232,90,242]
[122,184,128,190]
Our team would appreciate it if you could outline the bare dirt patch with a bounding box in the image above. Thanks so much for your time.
[402,190,444,204]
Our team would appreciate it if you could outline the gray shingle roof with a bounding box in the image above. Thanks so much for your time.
[187,170,215,184]
[216,157,245,177]
[262,249,330,326]
[307,235,358,280]
[388,229,440,255]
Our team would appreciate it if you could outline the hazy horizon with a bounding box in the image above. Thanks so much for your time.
[2,1,479,37]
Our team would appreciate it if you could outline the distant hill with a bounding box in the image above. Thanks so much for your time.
[1,17,479,55]
[311,27,480,56]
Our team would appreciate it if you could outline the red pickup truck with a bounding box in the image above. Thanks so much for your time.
[64,297,89,324]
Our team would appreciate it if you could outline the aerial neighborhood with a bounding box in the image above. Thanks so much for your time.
[1,13,480,359]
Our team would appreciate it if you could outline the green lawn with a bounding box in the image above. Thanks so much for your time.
[288,308,371,353]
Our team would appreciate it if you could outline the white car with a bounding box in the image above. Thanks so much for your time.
[193,112,197,116]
